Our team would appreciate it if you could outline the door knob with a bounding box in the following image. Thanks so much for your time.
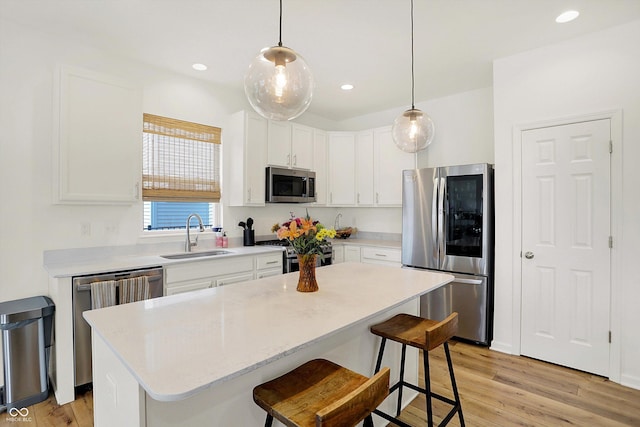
[524,251,534,259]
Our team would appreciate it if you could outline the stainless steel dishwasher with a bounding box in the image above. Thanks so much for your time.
[72,266,163,387]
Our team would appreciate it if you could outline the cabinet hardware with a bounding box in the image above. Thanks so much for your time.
[293,154,297,166]
[376,192,379,204]
[375,253,387,257]
[287,154,291,165]
[266,260,278,265]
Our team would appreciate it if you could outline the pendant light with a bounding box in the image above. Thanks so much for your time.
[392,0,434,153]
[244,0,314,121]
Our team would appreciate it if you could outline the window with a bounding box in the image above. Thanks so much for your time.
[142,114,221,231]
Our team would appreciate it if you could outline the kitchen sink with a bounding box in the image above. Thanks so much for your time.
[160,250,232,260]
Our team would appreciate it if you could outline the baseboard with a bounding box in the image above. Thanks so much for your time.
[489,340,514,355]
[620,373,640,391]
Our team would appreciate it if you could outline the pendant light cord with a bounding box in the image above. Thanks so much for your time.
[278,0,283,47]
[410,0,415,110]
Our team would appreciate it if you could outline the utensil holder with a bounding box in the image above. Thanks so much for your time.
[243,229,255,246]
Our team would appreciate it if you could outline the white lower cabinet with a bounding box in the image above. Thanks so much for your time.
[216,272,255,287]
[332,244,401,268]
[164,252,284,296]
[344,246,361,263]
[361,247,402,267]
[164,256,254,295]
[255,252,283,278]
[165,280,213,296]
[332,246,345,264]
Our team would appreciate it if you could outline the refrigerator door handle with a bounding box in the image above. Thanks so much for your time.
[438,175,446,266]
[454,278,484,285]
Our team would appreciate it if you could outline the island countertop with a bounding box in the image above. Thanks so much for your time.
[83,262,453,402]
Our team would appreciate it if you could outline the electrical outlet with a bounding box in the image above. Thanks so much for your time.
[105,223,118,234]
[80,222,91,236]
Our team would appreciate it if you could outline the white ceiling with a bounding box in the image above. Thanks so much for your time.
[3,0,640,121]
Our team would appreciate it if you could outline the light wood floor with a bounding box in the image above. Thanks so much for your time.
[397,341,640,426]
[3,341,640,426]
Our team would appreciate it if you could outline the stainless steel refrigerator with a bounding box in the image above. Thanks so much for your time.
[402,163,494,345]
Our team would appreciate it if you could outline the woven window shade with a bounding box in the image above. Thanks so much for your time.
[142,114,221,202]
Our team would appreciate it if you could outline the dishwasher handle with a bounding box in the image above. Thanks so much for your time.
[75,274,161,292]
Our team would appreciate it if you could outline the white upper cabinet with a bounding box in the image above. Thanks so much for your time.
[327,132,356,206]
[291,124,314,170]
[267,121,313,170]
[267,120,292,167]
[355,130,375,206]
[373,126,415,206]
[313,129,328,205]
[53,65,141,204]
[227,110,268,206]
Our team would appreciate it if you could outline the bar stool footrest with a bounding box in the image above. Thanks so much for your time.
[373,409,413,427]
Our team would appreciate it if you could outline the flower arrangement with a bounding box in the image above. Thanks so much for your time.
[271,211,336,256]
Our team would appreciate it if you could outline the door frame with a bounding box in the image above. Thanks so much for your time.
[511,109,623,381]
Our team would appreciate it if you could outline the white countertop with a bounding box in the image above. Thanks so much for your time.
[332,238,401,249]
[83,262,452,402]
[44,245,284,278]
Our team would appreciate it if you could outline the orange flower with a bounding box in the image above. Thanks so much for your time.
[299,217,317,235]
[278,221,302,240]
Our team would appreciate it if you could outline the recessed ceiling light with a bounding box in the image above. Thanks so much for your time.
[556,10,579,23]
[192,63,208,71]
[340,84,354,91]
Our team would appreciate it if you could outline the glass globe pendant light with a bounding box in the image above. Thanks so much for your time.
[392,0,434,153]
[244,0,314,121]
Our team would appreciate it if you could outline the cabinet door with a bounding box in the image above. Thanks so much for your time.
[344,246,362,263]
[267,120,292,167]
[54,65,141,204]
[215,272,254,287]
[165,280,212,296]
[355,131,374,206]
[332,246,345,264]
[313,130,328,205]
[327,132,356,205]
[245,114,268,205]
[291,124,314,170]
[374,127,415,206]
[256,269,282,279]
[361,247,401,267]
[256,253,283,271]
[227,111,267,206]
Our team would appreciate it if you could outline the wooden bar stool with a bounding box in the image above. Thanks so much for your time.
[253,358,390,427]
[369,312,464,427]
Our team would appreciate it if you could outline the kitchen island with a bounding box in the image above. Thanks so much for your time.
[83,262,453,426]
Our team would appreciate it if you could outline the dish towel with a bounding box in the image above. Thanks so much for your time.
[90,280,117,309]
[118,276,151,304]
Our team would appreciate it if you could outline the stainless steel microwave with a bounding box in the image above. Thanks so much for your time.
[266,167,316,203]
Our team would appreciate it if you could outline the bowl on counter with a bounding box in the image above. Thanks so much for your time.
[335,227,356,239]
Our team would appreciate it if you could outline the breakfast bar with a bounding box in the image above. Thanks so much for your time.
[83,262,453,426]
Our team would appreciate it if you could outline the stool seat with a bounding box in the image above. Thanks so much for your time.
[370,313,455,351]
[253,359,390,427]
[369,312,464,427]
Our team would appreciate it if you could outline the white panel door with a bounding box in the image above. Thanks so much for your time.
[521,119,611,376]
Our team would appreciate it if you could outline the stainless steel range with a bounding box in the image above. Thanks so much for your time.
[256,240,333,273]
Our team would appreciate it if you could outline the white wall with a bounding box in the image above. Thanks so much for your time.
[0,18,493,304]
[493,20,640,388]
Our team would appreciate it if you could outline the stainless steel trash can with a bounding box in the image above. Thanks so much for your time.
[0,296,55,412]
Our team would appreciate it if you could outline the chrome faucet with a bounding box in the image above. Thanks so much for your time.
[334,213,342,230]
[185,213,205,252]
